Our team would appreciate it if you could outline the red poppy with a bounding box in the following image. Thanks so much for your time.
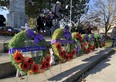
[86,48,90,54]
[31,64,40,73]
[21,61,30,71]
[88,48,91,52]
[45,62,50,68]
[65,55,69,61]
[26,58,33,65]
[75,33,83,42]
[41,60,48,69]
[80,37,83,42]
[45,55,51,62]
[13,50,23,63]
[56,42,62,50]
[81,43,87,51]
[93,47,95,50]
[90,47,93,51]
[89,44,93,51]
[79,35,82,41]
[81,43,86,47]
[68,53,74,59]
[60,50,66,58]
[72,49,76,54]
[92,46,95,50]
[47,51,50,55]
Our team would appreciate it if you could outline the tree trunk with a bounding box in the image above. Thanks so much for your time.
[105,26,108,38]
[105,30,107,38]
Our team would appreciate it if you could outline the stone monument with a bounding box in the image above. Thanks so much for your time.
[7,0,28,28]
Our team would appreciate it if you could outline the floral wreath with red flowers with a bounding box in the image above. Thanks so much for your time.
[101,35,105,47]
[8,29,51,75]
[72,32,83,55]
[88,34,96,51]
[81,34,90,54]
[94,34,102,48]
[51,28,76,62]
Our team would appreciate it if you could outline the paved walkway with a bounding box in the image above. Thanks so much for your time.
[84,51,116,82]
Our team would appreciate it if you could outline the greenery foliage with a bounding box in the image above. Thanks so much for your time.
[8,31,27,48]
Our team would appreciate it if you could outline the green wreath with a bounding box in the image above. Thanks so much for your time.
[93,34,101,48]
[72,32,83,55]
[101,35,105,47]
[88,34,96,51]
[81,34,90,54]
[51,28,76,62]
[8,29,51,75]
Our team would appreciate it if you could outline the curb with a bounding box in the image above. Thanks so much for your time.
[0,62,16,79]
[63,49,115,82]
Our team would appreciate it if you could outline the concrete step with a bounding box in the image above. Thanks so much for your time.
[0,48,115,82]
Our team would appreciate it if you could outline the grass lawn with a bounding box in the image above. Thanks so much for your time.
[105,39,116,50]
[105,39,112,48]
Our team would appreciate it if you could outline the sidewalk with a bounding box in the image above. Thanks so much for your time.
[83,50,116,82]
[0,36,12,43]
[0,48,115,82]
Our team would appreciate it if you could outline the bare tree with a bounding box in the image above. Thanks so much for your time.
[93,0,116,37]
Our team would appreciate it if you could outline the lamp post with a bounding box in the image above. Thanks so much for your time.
[69,0,72,32]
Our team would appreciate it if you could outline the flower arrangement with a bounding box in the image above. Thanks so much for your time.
[72,32,83,55]
[81,34,90,54]
[9,29,51,75]
[8,28,105,76]
[101,35,105,47]
[94,34,101,48]
[10,50,51,75]
[51,28,75,62]
[72,33,101,55]
[88,34,96,51]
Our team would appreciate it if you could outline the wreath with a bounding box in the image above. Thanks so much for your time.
[51,28,76,62]
[88,34,96,51]
[101,35,105,47]
[81,34,90,54]
[72,32,83,55]
[8,29,51,75]
[93,34,101,48]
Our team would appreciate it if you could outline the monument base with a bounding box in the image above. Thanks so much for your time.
[7,12,28,28]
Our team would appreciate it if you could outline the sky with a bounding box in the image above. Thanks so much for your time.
[0,0,94,18]
[0,8,9,18]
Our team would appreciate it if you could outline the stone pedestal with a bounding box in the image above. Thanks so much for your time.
[7,0,28,28]
[7,13,27,28]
